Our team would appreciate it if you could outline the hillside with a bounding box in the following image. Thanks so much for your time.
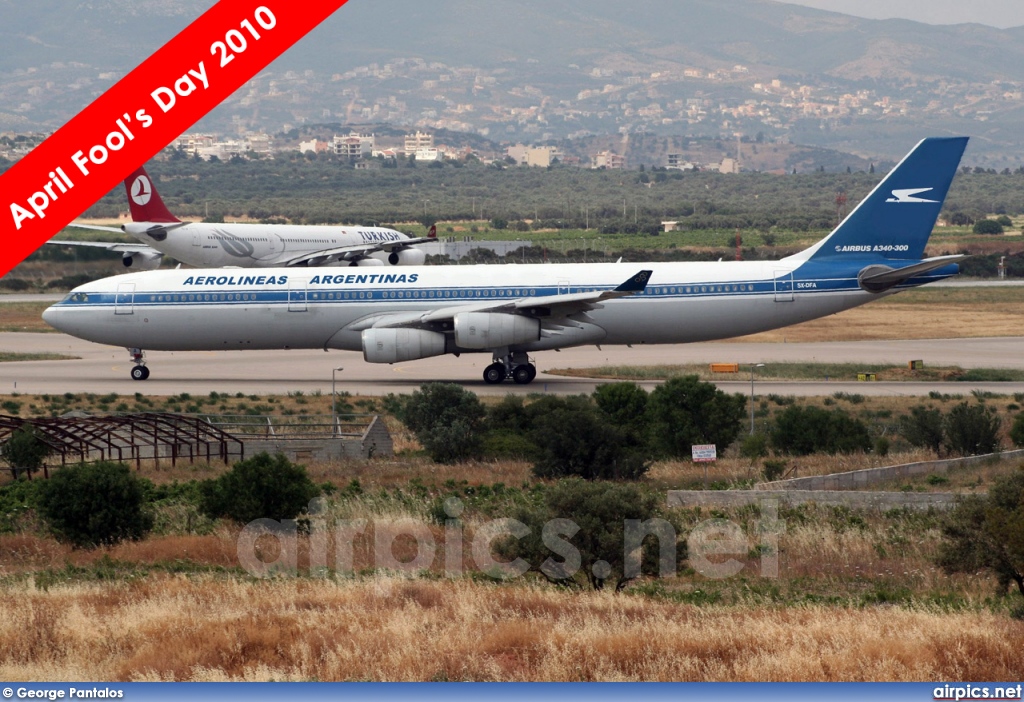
[5,0,1024,162]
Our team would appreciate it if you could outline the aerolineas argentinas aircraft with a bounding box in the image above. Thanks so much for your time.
[44,137,968,384]
[49,166,436,269]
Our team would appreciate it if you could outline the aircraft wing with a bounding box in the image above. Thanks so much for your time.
[346,270,653,333]
[282,224,438,267]
[281,241,429,267]
[65,223,124,233]
[47,240,159,254]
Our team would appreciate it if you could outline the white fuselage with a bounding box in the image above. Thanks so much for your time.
[42,259,938,356]
[126,222,416,267]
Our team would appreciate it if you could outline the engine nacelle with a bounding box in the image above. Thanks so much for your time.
[454,313,540,350]
[388,247,427,266]
[362,328,447,363]
[349,257,386,267]
[122,251,163,270]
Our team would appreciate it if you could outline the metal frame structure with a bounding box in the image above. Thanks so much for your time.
[0,413,244,474]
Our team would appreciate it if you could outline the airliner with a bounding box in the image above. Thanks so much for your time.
[49,166,436,269]
[43,137,968,385]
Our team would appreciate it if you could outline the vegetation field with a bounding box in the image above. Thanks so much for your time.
[1,359,1024,680]
[549,362,1024,383]
[1,575,1020,681]
[0,302,58,333]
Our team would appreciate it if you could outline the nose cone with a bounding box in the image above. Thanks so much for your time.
[41,304,60,329]
[41,304,72,335]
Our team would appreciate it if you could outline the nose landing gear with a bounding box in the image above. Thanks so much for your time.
[127,348,150,381]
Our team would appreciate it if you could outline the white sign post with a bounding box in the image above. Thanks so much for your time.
[692,444,717,488]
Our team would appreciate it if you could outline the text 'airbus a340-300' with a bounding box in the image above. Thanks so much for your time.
[43,137,969,385]
[47,166,437,270]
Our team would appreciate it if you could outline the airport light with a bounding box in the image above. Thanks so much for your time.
[750,363,765,434]
[332,367,344,436]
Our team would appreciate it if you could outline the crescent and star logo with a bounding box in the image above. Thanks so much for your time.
[130,175,153,206]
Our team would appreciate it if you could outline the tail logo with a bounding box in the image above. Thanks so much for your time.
[130,175,153,206]
[886,188,938,204]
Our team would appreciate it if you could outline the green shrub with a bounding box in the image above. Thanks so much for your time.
[494,479,683,590]
[646,376,745,459]
[943,402,1001,456]
[770,405,872,455]
[593,382,649,444]
[937,469,1024,596]
[530,402,648,480]
[398,383,486,463]
[480,431,537,460]
[900,406,945,454]
[39,462,153,547]
[1010,412,1024,448]
[762,459,788,482]
[740,433,769,461]
[0,478,45,533]
[0,424,52,479]
[973,219,1004,235]
[200,452,320,523]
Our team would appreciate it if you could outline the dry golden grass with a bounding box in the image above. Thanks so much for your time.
[0,576,1020,681]
[736,289,1024,343]
[647,448,943,487]
[0,302,57,333]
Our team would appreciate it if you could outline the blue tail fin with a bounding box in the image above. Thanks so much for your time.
[793,137,968,263]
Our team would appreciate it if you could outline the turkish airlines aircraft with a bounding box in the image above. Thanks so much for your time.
[49,166,436,269]
[43,138,968,385]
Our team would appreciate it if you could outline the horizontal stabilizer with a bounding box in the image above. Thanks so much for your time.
[858,255,967,293]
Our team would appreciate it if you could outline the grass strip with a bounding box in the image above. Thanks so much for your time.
[547,362,1024,382]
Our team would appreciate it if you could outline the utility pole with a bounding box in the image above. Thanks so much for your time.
[749,363,765,434]
[332,367,344,436]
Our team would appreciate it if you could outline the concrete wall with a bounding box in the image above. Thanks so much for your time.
[667,490,960,511]
[758,449,1024,492]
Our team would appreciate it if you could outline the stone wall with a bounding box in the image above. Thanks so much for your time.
[667,490,960,510]
[758,449,1024,491]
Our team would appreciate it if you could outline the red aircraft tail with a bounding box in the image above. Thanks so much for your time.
[427,224,437,238]
[123,167,179,223]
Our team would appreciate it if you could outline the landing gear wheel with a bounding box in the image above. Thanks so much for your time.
[131,365,150,381]
[483,362,506,385]
[512,364,536,385]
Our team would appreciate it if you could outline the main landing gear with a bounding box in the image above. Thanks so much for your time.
[482,351,537,385]
[128,348,150,381]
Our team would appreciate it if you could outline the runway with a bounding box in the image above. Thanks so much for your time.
[1,332,1022,397]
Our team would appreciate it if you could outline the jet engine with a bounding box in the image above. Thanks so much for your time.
[362,328,447,363]
[349,257,386,267]
[121,251,163,270]
[454,313,540,349]
[388,247,427,266]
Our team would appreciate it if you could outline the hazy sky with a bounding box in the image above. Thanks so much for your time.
[781,0,1024,28]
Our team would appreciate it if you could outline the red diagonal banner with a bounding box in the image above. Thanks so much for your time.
[0,0,348,278]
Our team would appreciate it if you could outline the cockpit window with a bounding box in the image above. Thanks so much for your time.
[64,292,89,303]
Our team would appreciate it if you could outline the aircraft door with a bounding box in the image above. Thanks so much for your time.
[774,270,794,302]
[115,282,135,315]
[288,278,307,312]
[558,280,571,295]
[192,233,201,248]
[258,233,283,261]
